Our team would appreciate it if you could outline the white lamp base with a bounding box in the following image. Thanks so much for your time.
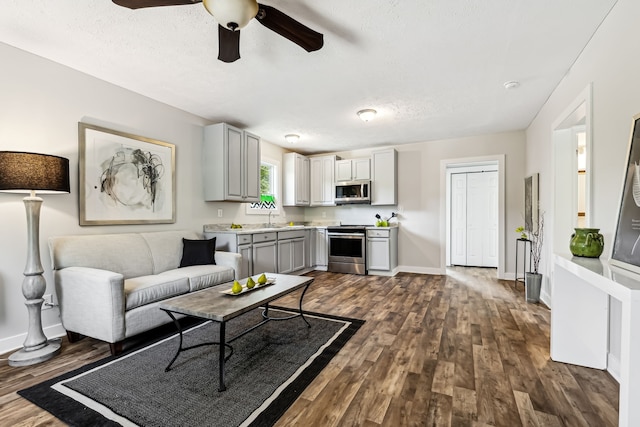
[9,196,63,367]
[9,338,61,367]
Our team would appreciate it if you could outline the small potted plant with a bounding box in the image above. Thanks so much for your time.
[517,212,544,303]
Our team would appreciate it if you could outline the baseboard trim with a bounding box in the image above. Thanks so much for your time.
[368,268,398,277]
[539,289,551,309]
[607,352,621,383]
[505,272,516,280]
[0,323,66,356]
[398,265,446,275]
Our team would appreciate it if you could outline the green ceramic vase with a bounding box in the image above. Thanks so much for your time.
[569,228,604,258]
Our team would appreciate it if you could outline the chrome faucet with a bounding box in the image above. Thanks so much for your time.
[268,211,273,227]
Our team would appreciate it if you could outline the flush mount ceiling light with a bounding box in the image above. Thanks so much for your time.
[357,109,377,122]
[503,80,520,90]
[285,134,300,144]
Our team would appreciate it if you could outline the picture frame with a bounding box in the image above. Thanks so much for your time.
[79,123,176,225]
[524,173,539,232]
[611,113,640,273]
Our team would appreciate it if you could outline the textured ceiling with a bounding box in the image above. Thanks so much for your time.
[0,0,618,154]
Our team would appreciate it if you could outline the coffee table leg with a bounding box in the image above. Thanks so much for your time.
[218,321,226,392]
[164,311,183,372]
[299,283,311,328]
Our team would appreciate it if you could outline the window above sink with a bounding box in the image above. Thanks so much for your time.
[246,156,280,215]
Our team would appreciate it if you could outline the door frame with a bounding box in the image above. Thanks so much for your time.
[552,84,593,254]
[440,155,505,278]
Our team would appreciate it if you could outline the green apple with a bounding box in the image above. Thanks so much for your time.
[231,280,243,294]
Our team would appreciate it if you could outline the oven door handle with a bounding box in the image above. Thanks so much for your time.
[328,233,365,239]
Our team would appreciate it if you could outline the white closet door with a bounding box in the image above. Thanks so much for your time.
[466,173,486,266]
[450,173,467,265]
[450,170,498,267]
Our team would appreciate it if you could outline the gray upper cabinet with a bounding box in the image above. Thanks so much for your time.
[283,152,310,206]
[203,123,261,202]
[310,155,336,206]
[335,158,370,182]
[371,148,397,205]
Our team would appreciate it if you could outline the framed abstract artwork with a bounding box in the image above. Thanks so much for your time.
[78,123,176,225]
[611,113,640,273]
[524,173,539,232]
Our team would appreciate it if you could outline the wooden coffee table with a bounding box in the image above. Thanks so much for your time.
[159,273,314,391]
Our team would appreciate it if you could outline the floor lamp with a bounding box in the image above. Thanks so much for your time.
[0,151,70,366]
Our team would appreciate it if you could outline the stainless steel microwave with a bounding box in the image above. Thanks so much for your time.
[335,181,371,205]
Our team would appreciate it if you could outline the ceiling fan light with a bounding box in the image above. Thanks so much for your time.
[203,0,259,30]
[357,109,377,122]
[285,134,300,144]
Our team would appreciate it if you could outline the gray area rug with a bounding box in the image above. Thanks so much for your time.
[19,308,363,427]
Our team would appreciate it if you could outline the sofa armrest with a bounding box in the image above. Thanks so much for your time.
[54,266,126,343]
[215,251,242,279]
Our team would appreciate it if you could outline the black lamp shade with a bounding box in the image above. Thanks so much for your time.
[0,151,70,194]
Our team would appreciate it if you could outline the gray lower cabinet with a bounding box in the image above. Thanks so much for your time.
[250,232,277,275]
[278,238,305,274]
[277,229,306,274]
[293,238,305,271]
[205,231,277,277]
[314,228,328,269]
[305,229,315,268]
[207,228,309,276]
[252,239,277,275]
[238,244,252,278]
[366,227,398,275]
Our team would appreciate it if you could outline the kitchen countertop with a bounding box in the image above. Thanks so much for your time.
[203,222,399,234]
[365,224,399,230]
[204,224,309,235]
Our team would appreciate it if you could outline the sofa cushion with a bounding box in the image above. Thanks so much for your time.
[161,265,235,292]
[179,237,216,267]
[140,230,200,274]
[49,233,154,279]
[124,275,190,311]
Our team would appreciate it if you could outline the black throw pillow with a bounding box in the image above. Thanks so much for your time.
[179,237,216,267]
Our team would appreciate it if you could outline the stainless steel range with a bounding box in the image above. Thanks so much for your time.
[327,225,367,275]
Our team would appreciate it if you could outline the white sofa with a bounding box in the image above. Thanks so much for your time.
[49,230,241,355]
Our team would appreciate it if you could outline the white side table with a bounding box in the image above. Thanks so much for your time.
[552,254,640,427]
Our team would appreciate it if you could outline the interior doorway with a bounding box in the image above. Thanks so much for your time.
[552,84,592,254]
[441,155,505,278]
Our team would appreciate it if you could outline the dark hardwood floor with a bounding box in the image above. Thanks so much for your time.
[0,268,619,426]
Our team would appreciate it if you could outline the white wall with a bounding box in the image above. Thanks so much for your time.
[304,131,526,275]
[0,41,527,353]
[0,42,297,353]
[525,0,637,378]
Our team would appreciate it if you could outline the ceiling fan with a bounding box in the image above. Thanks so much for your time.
[112,0,324,63]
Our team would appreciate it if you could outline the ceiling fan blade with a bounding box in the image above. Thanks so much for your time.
[112,0,201,9]
[256,4,323,52]
[218,25,241,63]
